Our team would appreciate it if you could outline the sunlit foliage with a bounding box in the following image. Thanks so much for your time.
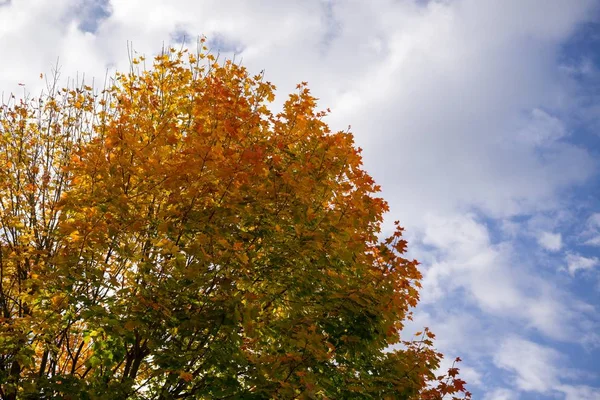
[0,40,471,399]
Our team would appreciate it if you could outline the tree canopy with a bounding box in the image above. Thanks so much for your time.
[0,41,471,399]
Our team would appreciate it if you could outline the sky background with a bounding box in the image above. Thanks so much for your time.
[1,0,599,398]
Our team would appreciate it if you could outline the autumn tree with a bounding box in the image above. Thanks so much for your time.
[0,41,471,399]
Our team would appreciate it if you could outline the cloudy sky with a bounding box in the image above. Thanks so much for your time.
[1,0,599,398]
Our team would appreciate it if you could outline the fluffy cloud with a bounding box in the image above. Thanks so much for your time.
[417,213,598,343]
[494,338,600,400]
[494,337,562,392]
[518,108,568,146]
[320,0,598,228]
[538,231,563,251]
[582,213,600,246]
[557,385,600,400]
[565,252,599,275]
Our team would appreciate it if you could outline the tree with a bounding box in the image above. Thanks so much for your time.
[0,41,471,399]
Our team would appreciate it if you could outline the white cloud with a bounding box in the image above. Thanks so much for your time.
[494,337,600,398]
[323,0,598,227]
[417,213,599,343]
[582,213,600,246]
[418,214,522,311]
[493,337,562,392]
[538,231,563,251]
[406,309,493,357]
[584,236,600,246]
[565,252,599,275]
[557,384,600,400]
[588,213,600,228]
[483,388,519,400]
[518,108,568,146]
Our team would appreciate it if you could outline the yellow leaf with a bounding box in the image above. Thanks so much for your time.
[69,230,81,242]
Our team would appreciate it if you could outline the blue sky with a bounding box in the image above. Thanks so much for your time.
[1,1,599,398]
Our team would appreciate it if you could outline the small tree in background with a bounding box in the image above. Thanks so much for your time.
[0,40,471,399]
